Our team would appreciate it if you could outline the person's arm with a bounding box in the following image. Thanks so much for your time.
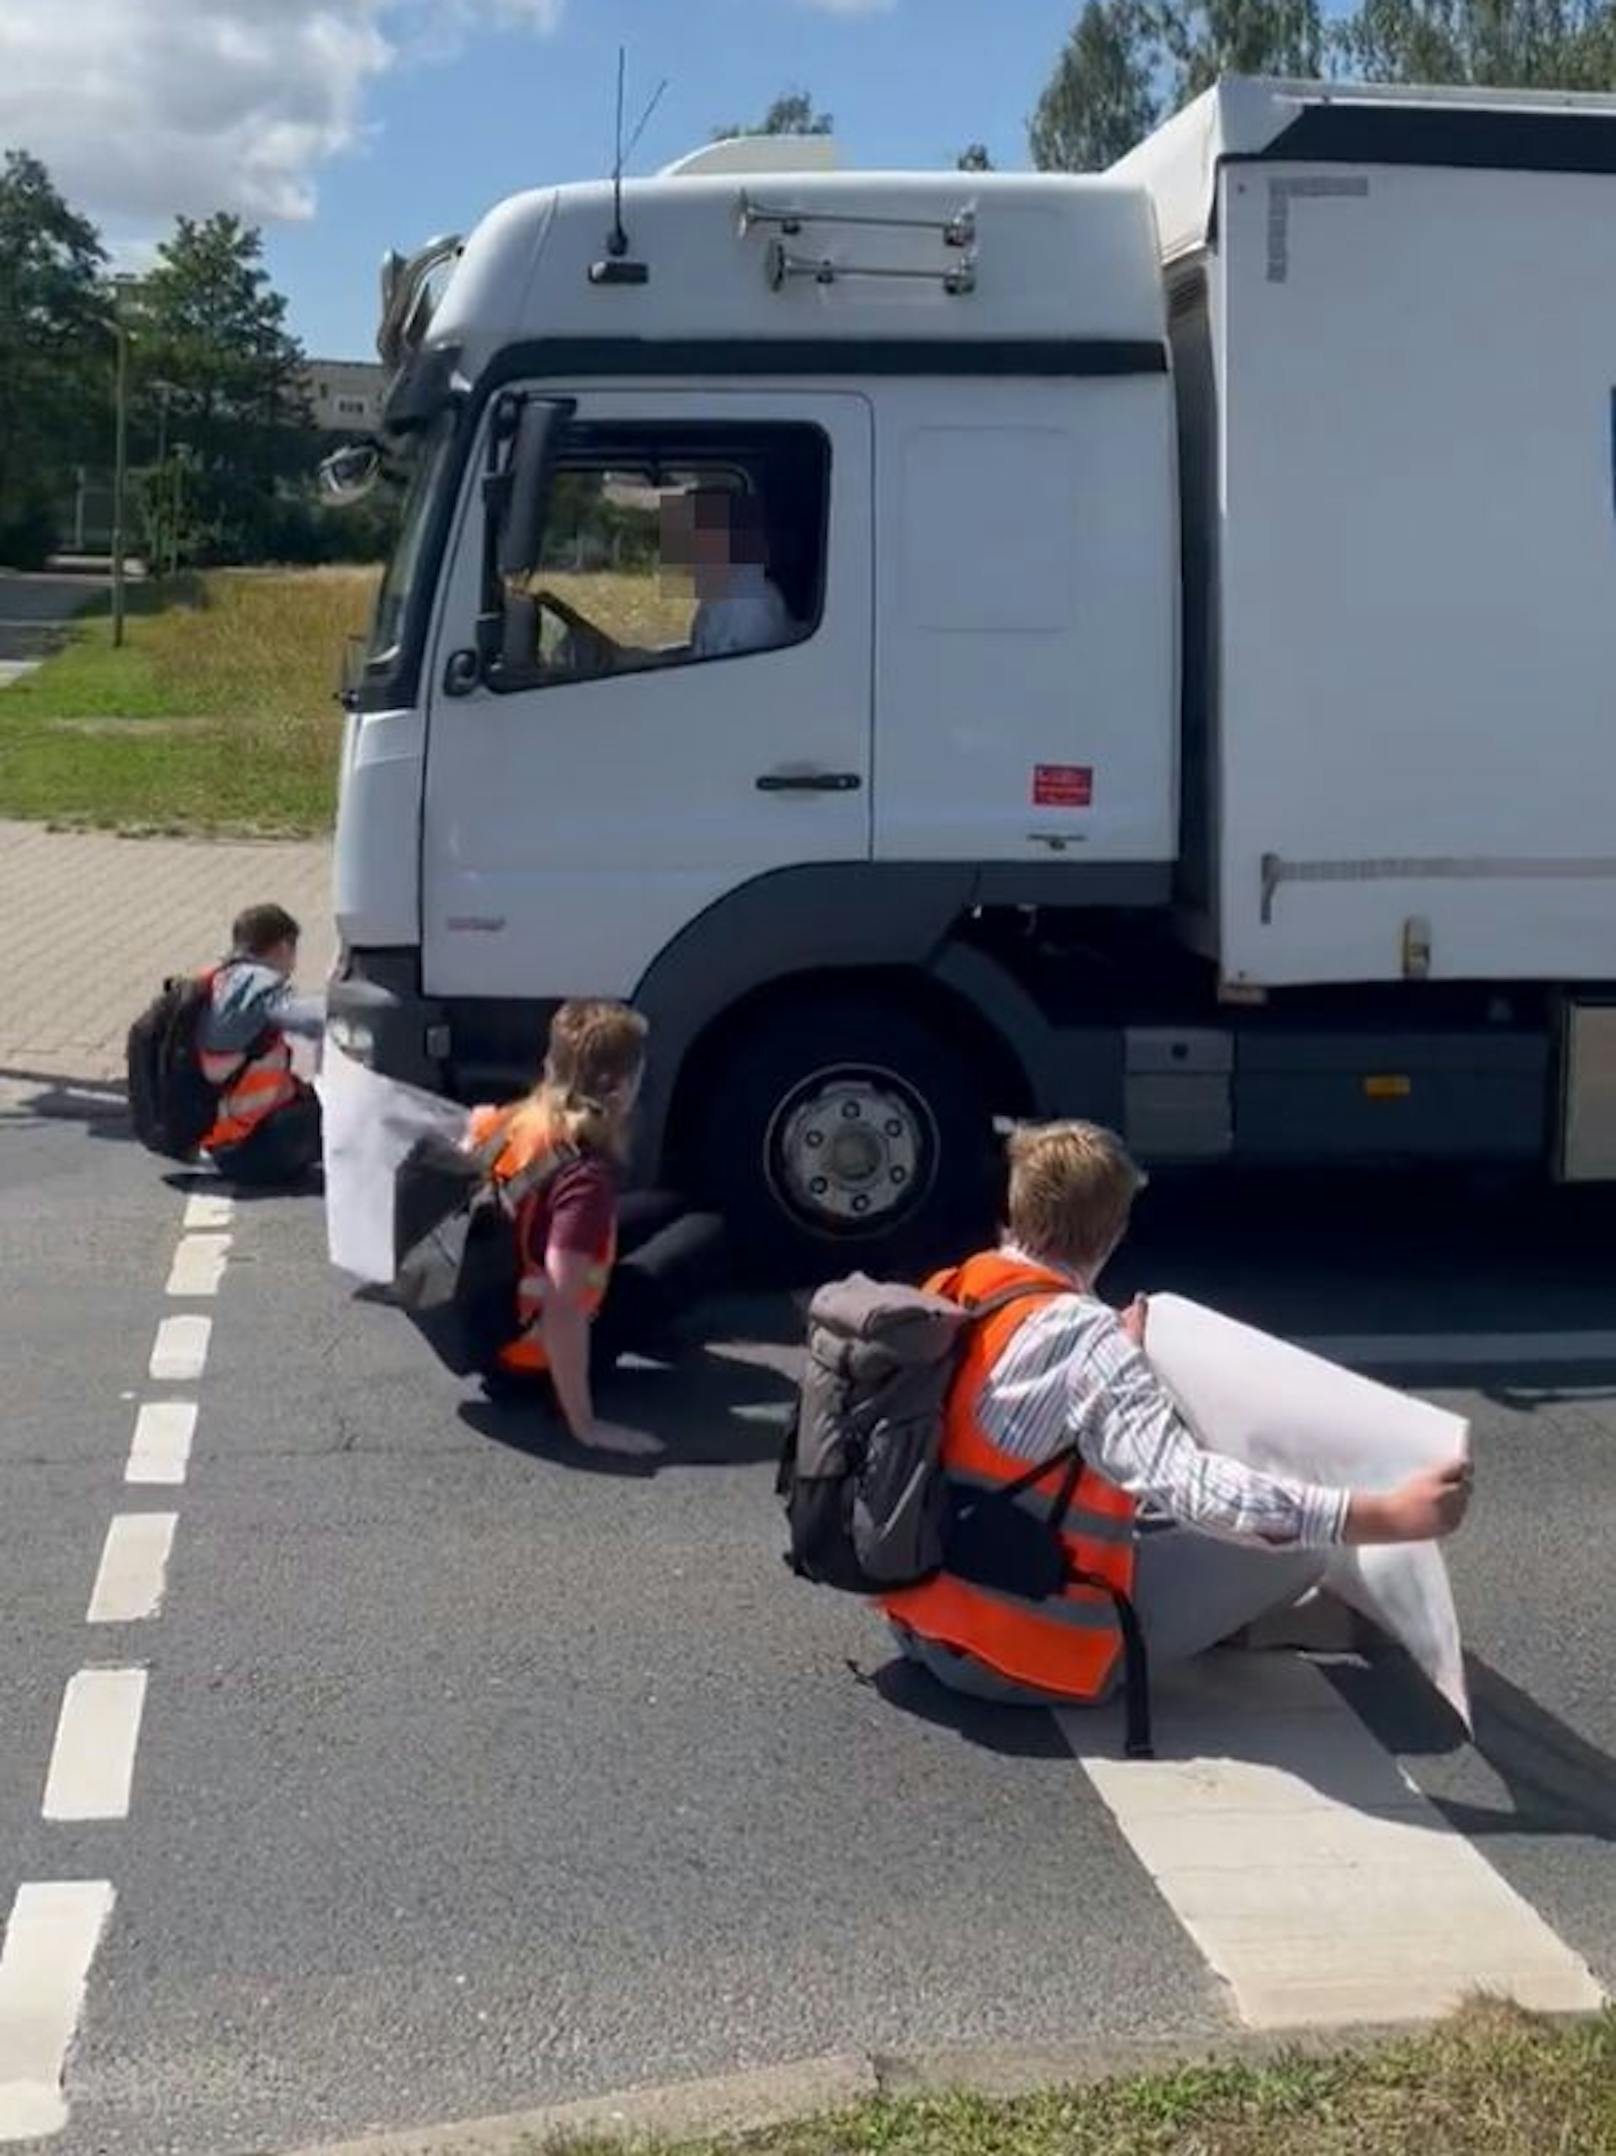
[1080,1326,1352,1547]
[534,1163,663,1458]
[539,1243,597,1439]
[1106,1302,1470,1546]
[266,985,325,1039]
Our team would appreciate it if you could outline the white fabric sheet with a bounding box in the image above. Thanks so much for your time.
[1144,1294,1471,1727]
[317,1043,469,1285]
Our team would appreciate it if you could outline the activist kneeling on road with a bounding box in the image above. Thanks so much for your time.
[127,900,324,1186]
[196,905,325,1186]
[464,1000,674,1462]
[886,1122,1471,1710]
[788,1120,1471,1742]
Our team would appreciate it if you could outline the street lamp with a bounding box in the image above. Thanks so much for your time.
[108,274,143,648]
[167,441,193,582]
[146,380,184,581]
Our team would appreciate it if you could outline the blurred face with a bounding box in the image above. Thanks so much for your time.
[663,490,749,602]
[688,503,734,597]
[263,936,298,978]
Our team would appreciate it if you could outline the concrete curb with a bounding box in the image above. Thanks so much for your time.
[275,2053,877,2155]
[274,2007,1605,2155]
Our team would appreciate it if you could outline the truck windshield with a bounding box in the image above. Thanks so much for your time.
[367,412,455,669]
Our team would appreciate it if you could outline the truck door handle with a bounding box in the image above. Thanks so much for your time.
[755,770,863,793]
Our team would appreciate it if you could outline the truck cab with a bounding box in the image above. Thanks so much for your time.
[330,139,1178,1263]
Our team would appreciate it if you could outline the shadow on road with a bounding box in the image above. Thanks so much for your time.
[458,1334,795,1474]
[161,1164,324,1203]
[0,1066,130,1131]
[873,1625,1616,1846]
[1331,1649,1616,1845]
[861,1653,1078,1761]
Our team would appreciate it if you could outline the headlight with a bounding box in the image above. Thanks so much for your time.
[326,1014,378,1066]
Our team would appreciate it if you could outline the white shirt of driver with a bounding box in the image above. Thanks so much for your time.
[689,566,794,659]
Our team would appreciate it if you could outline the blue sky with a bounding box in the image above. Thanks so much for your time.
[266,1,1086,357]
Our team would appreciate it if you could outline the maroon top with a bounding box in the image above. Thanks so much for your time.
[518,1152,618,1262]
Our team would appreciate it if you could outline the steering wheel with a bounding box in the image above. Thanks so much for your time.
[533,587,619,677]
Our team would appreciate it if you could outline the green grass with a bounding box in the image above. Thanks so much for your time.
[537,2005,1616,2156]
[0,567,377,835]
[537,567,697,648]
[0,565,699,837]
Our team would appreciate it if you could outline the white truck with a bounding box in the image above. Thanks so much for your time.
[328,76,1616,1267]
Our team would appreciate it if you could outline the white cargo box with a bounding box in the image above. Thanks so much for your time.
[1120,80,1616,987]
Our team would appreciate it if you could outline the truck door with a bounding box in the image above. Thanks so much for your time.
[421,389,873,1002]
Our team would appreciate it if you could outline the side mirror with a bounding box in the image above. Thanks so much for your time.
[319,439,383,505]
[476,394,573,686]
[496,396,571,583]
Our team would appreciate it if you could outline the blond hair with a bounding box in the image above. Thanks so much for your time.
[1005,1121,1144,1276]
[509,1000,649,1163]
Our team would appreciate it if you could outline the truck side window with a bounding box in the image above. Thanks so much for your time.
[504,423,829,688]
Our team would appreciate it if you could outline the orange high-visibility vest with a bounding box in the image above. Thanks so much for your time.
[881,1250,1138,1705]
[467,1104,616,1375]
[199,966,297,1152]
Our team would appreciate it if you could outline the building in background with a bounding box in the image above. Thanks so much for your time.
[304,358,386,434]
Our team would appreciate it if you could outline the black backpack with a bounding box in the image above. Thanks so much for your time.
[779,1271,1154,1757]
[391,1125,576,1377]
[126,973,225,1159]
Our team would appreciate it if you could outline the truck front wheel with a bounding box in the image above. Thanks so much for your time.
[695,996,995,1279]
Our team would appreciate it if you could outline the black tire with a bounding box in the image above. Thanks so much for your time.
[695,995,997,1281]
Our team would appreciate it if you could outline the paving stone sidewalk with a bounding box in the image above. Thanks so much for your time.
[0,819,333,1090]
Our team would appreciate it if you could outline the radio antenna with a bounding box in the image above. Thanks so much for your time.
[626,74,668,166]
[593,47,658,284]
[607,47,629,257]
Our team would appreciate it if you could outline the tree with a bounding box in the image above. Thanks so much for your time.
[0,151,108,566]
[714,90,834,140]
[1163,0,1325,99]
[1030,0,1161,171]
[129,213,312,563]
[1336,0,1616,87]
[957,142,996,170]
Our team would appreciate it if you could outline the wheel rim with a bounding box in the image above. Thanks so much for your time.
[765,1063,938,1236]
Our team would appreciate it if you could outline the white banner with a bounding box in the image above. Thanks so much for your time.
[316,1043,470,1285]
[1145,1294,1470,1727]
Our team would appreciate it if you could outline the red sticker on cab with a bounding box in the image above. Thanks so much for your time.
[1033,764,1093,808]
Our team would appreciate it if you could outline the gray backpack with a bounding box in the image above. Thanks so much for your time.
[777,1274,1057,1594]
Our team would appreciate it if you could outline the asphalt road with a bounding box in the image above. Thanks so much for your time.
[2,1085,1614,2154]
[0,572,102,661]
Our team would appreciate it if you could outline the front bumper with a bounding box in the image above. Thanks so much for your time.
[326,947,448,1094]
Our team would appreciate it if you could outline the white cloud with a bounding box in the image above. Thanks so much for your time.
[0,0,565,226]
[470,0,565,22]
[105,236,166,280]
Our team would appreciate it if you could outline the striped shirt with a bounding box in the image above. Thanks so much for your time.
[199,961,325,1055]
[977,1250,1349,1550]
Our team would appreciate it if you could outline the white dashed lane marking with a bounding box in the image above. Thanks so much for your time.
[164,1233,230,1298]
[1062,1655,1605,2029]
[125,1401,197,1487]
[4,1148,226,2138]
[181,1192,234,1232]
[86,1515,178,1625]
[148,1314,211,1384]
[0,1882,115,2142]
[41,1671,148,1824]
